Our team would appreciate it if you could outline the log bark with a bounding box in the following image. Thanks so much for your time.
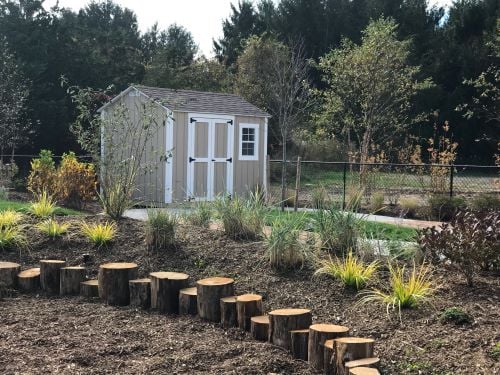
[309,323,349,371]
[98,262,138,306]
[345,358,380,373]
[268,308,312,349]
[250,315,269,341]
[60,266,86,295]
[349,368,380,375]
[197,277,234,322]
[290,329,309,361]
[40,260,66,294]
[236,294,263,331]
[335,337,375,375]
[324,339,336,375]
[179,287,197,315]
[17,268,40,291]
[0,261,20,288]
[150,271,189,313]
[220,296,238,328]
[129,278,151,309]
[80,279,99,298]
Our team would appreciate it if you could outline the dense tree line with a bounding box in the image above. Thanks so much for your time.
[0,0,498,163]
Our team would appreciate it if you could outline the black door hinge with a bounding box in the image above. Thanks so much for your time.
[190,117,196,123]
[227,120,233,125]
[189,156,196,163]
[226,157,232,163]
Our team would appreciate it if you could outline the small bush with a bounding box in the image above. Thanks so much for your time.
[145,209,177,250]
[399,197,419,218]
[370,192,385,213]
[266,214,308,269]
[214,195,265,240]
[419,210,499,287]
[56,152,96,209]
[428,194,465,221]
[311,186,329,209]
[0,161,19,189]
[470,193,500,213]
[360,262,437,316]
[440,307,473,325]
[0,226,27,251]
[81,221,117,247]
[314,208,362,254]
[99,180,134,220]
[36,219,70,239]
[491,343,500,361]
[0,209,23,229]
[185,201,212,227]
[27,150,57,196]
[29,191,57,218]
[315,250,378,289]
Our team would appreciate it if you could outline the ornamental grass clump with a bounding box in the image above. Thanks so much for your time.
[36,219,70,239]
[81,221,117,247]
[145,209,177,251]
[359,262,437,316]
[0,209,23,229]
[185,201,212,227]
[214,195,265,240]
[313,208,362,254]
[29,191,57,218]
[0,226,27,251]
[315,250,378,290]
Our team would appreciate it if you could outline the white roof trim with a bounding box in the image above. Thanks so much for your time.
[174,109,270,119]
[97,86,170,113]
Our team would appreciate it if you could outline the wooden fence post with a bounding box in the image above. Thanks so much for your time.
[294,157,302,212]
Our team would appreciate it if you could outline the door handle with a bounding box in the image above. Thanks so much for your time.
[211,159,215,162]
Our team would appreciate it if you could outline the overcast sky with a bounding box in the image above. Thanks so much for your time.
[44,0,453,56]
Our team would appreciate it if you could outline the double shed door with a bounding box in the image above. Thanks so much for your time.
[187,115,234,200]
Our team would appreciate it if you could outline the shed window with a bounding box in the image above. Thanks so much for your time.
[239,123,259,160]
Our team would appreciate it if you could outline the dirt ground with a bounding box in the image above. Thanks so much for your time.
[0,217,499,374]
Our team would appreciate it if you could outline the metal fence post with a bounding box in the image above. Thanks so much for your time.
[342,162,347,210]
[449,164,454,197]
[294,156,302,212]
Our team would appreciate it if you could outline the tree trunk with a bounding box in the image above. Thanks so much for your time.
[268,308,312,349]
[197,277,234,322]
[129,278,151,309]
[280,132,288,212]
[236,294,263,331]
[251,315,269,341]
[150,271,189,313]
[98,262,138,306]
[80,279,99,298]
[335,337,375,375]
[40,260,66,294]
[179,287,197,315]
[60,266,86,295]
[308,324,350,371]
[290,329,309,360]
[17,268,40,291]
[220,296,238,328]
[0,262,20,288]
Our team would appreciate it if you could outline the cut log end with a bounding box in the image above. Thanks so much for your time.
[179,287,197,315]
[80,279,99,298]
[129,278,151,309]
[197,277,235,322]
[349,367,380,375]
[98,262,138,306]
[17,268,40,291]
[268,308,312,349]
[60,266,86,295]
[251,315,269,341]
[40,259,67,294]
[220,296,238,328]
[308,323,350,371]
[335,337,376,375]
[197,276,234,286]
[236,294,263,331]
[150,271,190,313]
[0,261,21,288]
[345,357,380,370]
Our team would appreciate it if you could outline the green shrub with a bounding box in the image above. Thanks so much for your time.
[315,250,378,289]
[81,221,116,247]
[185,201,212,227]
[145,209,177,250]
[440,307,473,325]
[27,150,57,196]
[266,214,308,269]
[399,197,419,218]
[29,191,57,218]
[313,208,362,254]
[56,152,96,209]
[428,194,465,221]
[470,193,500,213]
[370,192,385,213]
[214,195,265,240]
[36,219,70,239]
[311,186,329,209]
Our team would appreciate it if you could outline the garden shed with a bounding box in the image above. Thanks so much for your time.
[98,85,270,203]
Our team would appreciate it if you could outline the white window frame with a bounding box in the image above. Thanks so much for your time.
[239,123,259,161]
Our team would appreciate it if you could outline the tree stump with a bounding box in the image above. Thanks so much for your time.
[60,266,86,295]
[220,296,238,328]
[335,337,375,375]
[80,279,99,298]
[98,262,138,306]
[250,315,269,341]
[345,358,380,373]
[324,339,336,375]
[349,368,380,375]
[0,261,21,288]
[17,268,40,291]
[309,323,350,371]
[197,277,234,322]
[179,287,197,315]
[129,278,151,309]
[40,260,66,294]
[290,329,309,360]
[150,271,189,313]
[268,308,312,349]
[236,294,263,331]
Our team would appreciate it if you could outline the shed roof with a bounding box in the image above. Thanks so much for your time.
[132,85,270,117]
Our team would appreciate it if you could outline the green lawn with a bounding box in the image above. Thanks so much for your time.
[265,209,417,242]
[0,199,83,216]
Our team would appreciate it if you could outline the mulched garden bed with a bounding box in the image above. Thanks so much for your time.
[0,217,499,374]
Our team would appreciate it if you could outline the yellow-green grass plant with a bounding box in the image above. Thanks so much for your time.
[81,221,117,247]
[315,250,379,290]
[359,261,437,317]
[0,209,23,229]
[0,226,28,251]
[36,219,70,239]
[29,191,57,218]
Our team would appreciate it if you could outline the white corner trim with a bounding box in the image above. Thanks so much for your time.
[263,117,268,194]
[165,113,174,204]
[238,123,259,161]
